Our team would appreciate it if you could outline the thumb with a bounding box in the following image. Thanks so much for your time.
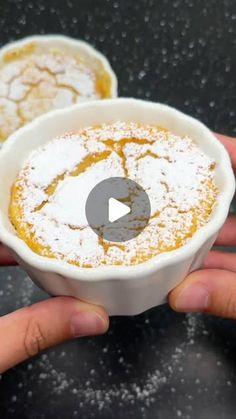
[0,297,109,372]
[169,269,236,319]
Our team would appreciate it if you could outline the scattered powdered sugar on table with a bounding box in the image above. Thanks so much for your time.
[34,342,184,413]
[11,122,218,267]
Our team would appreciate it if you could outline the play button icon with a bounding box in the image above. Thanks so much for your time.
[85,177,151,242]
[108,198,131,223]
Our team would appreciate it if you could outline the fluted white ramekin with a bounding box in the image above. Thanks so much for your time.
[0,34,117,96]
[0,99,234,315]
[0,34,117,145]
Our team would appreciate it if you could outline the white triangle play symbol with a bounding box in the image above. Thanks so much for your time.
[108,198,131,223]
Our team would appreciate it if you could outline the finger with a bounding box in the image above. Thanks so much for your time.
[169,268,236,319]
[0,297,109,372]
[0,244,17,266]
[215,133,236,171]
[203,250,236,272]
[215,214,236,246]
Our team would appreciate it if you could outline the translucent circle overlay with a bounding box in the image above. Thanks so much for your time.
[85,177,151,242]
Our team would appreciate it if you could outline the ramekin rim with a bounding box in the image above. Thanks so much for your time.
[0,98,234,282]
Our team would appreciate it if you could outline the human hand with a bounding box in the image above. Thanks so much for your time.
[0,243,17,266]
[169,133,236,319]
[0,246,109,372]
[0,295,108,372]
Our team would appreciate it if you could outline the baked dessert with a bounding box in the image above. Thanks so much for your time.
[1,97,234,315]
[9,122,218,267]
[0,37,115,143]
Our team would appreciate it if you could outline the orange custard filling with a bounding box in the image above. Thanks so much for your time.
[9,122,218,267]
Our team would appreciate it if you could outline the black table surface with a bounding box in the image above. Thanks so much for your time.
[0,1,236,418]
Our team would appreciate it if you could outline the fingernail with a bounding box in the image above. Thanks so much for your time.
[175,283,209,312]
[70,311,108,337]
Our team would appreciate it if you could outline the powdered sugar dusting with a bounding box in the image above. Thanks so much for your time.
[43,152,124,226]
[0,42,108,142]
[27,136,91,188]
[10,122,218,267]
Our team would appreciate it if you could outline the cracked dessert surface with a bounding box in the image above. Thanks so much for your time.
[9,122,218,267]
[0,41,112,142]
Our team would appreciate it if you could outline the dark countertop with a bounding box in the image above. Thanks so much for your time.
[0,1,236,418]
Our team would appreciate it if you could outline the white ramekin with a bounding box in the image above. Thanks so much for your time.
[0,34,117,97]
[0,99,234,315]
[0,34,117,120]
